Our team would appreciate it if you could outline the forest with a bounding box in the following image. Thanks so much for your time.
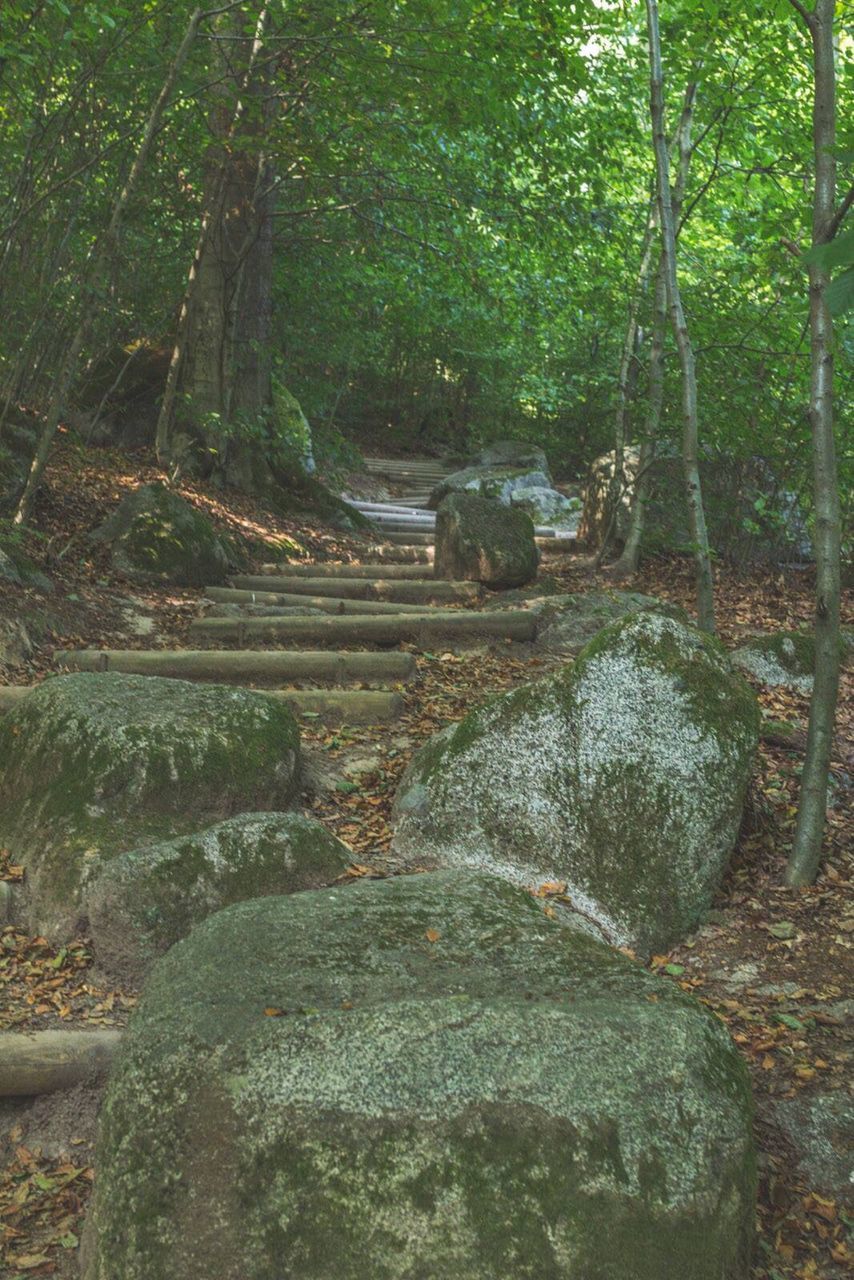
[0,2,851,1279]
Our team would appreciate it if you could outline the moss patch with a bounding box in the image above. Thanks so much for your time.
[85,871,755,1280]
[92,482,232,586]
[0,673,301,939]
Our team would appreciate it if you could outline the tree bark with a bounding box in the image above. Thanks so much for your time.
[645,0,715,632]
[785,0,841,886]
[614,81,697,578]
[156,4,275,487]
[12,8,203,524]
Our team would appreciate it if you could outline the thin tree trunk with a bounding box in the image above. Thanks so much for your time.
[645,0,715,632]
[613,80,697,578]
[13,8,203,524]
[785,0,841,886]
[594,196,658,567]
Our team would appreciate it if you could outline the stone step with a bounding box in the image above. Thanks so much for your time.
[229,575,481,606]
[53,648,416,684]
[189,610,537,646]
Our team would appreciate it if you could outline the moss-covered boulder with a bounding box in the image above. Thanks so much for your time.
[0,673,301,939]
[92,482,232,586]
[472,440,550,475]
[429,464,551,510]
[435,492,539,589]
[392,612,759,956]
[0,420,37,514]
[535,589,688,655]
[730,631,815,692]
[83,870,755,1280]
[86,813,351,984]
[509,485,580,530]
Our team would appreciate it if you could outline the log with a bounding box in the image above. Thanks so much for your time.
[257,563,432,580]
[230,575,480,605]
[537,535,577,553]
[357,544,433,565]
[275,688,403,724]
[189,610,536,645]
[53,648,416,684]
[206,587,436,616]
[0,1029,122,1096]
[376,532,435,546]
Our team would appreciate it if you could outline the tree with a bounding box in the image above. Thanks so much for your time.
[645,0,715,632]
[784,0,843,887]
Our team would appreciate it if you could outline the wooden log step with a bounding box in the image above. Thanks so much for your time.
[0,681,404,724]
[0,1029,123,1096]
[230,575,481,605]
[189,611,536,645]
[360,547,434,564]
[256,563,432,580]
[206,587,437,615]
[537,535,577,553]
[377,532,435,546]
[53,648,416,684]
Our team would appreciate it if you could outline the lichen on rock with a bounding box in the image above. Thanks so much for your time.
[0,672,301,939]
[731,630,816,692]
[392,611,759,956]
[86,812,350,984]
[83,870,755,1280]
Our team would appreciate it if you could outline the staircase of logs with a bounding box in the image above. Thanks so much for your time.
[0,458,575,728]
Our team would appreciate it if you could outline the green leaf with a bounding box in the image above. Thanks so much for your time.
[335,781,359,794]
[664,963,685,976]
[825,267,854,316]
[767,920,797,939]
[803,226,854,270]
[773,1012,805,1031]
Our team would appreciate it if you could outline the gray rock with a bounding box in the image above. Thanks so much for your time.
[731,631,815,693]
[429,465,551,510]
[392,611,759,957]
[92,482,232,586]
[0,673,301,940]
[773,1090,853,1196]
[0,618,32,669]
[86,812,352,984]
[434,492,539,589]
[535,590,688,655]
[83,871,756,1280]
[471,439,550,476]
[509,485,580,530]
[0,547,22,585]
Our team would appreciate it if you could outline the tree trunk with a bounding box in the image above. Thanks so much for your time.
[594,197,658,567]
[785,0,841,886]
[613,81,697,578]
[645,0,715,632]
[157,4,276,491]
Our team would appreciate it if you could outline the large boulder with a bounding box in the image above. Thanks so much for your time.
[392,612,759,957]
[471,439,550,475]
[86,812,352,985]
[83,871,756,1280]
[580,447,810,565]
[535,589,688,655]
[92,482,232,586]
[0,673,301,939]
[429,464,551,510]
[508,485,581,531]
[435,492,538,589]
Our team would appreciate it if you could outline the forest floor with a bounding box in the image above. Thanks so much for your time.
[0,435,851,1280]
